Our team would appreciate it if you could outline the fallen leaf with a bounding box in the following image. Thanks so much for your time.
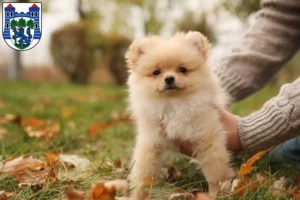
[87,123,111,136]
[160,167,183,182]
[64,187,84,200]
[87,184,116,200]
[104,179,129,197]
[22,118,60,140]
[168,192,195,200]
[46,152,59,167]
[238,148,272,179]
[234,148,273,197]
[115,159,122,168]
[286,187,300,200]
[143,177,157,187]
[58,155,90,171]
[0,156,50,186]
[0,114,21,126]
[219,179,232,194]
[270,176,286,190]
[0,191,13,200]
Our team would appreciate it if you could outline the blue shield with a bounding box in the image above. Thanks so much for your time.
[2,3,42,51]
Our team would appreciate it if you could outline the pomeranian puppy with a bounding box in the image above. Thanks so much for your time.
[126,31,234,199]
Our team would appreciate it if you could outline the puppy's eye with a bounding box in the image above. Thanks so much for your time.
[153,70,161,76]
[178,67,187,73]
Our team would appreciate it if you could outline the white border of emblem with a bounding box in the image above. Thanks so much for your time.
[2,2,42,51]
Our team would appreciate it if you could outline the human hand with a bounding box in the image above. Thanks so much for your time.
[176,106,242,156]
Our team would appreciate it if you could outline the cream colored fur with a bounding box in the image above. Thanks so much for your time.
[126,31,234,199]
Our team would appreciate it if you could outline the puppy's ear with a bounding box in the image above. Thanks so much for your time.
[185,31,210,59]
[125,37,159,69]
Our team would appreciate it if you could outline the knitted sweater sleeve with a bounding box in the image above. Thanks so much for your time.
[238,78,300,154]
[214,0,300,103]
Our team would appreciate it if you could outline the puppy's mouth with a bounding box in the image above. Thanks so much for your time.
[164,84,178,91]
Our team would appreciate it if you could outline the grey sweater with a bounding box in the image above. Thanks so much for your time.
[214,0,300,154]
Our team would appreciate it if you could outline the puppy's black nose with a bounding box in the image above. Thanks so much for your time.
[165,76,175,84]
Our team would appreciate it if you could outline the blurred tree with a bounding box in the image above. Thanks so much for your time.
[95,34,131,85]
[50,0,101,84]
[222,0,260,20]
[50,24,93,84]
[115,0,163,35]
[50,0,132,85]
[177,12,216,44]
[8,0,30,80]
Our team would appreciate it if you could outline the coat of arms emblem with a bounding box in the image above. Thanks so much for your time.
[2,3,42,51]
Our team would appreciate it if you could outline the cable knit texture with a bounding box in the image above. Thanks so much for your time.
[238,78,300,153]
[214,0,300,103]
[214,0,300,153]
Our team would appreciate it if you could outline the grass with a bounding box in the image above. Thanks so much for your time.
[0,80,299,200]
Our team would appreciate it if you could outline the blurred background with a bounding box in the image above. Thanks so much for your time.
[1,0,298,85]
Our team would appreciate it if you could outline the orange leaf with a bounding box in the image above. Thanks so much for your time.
[64,187,84,200]
[23,118,44,128]
[46,152,59,167]
[238,148,273,178]
[87,123,111,136]
[143,177,156,187]
[22,118,60,140]
[115,159,122,168]
[87,184,116,200]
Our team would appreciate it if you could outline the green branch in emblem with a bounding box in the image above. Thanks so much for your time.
[10,19,18,29]
[17,18,27,28]
[27,19,34,29]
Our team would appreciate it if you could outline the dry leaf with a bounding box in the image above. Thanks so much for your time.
[168,192,195,200]
[160,167,183,182]
[46,153,59,167]
[64,187,84,200]
[22,118,60,140]
[286,187,300,200]
[143,177,157,187]
[58,155,90,171]
[87,184,116,200]
[0,156,50,186]
[219,179,232,194]
[115,159,122,168]
[0,191,13,200]
[87,123,111,136]
[0,114,21,126]
[234,148,273,197]
[104,179,129,197]
[238,148,272,179]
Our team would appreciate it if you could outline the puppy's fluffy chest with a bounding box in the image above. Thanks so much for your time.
[149,95,215,141]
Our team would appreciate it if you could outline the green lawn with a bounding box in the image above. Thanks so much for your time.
[0,80,298,199]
